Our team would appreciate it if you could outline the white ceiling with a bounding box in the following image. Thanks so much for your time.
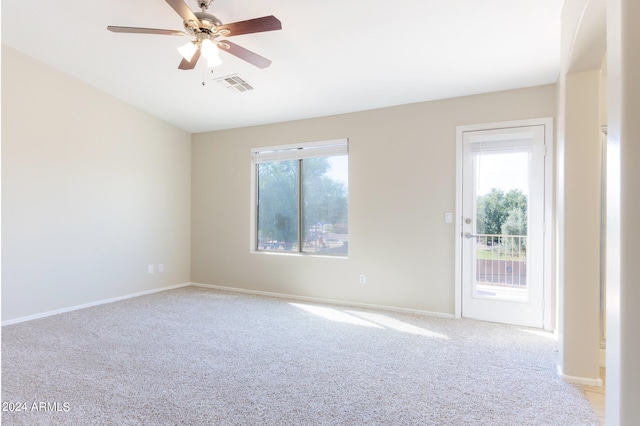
[2,0,563,133]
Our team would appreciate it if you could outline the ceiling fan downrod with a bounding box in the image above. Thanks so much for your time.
[198,0,214,12]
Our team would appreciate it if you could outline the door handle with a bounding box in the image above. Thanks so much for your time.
[464,232,479,239]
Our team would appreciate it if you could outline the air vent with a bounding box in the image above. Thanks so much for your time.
[215,74,254,93]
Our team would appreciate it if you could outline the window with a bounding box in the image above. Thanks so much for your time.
[252,139,348,255]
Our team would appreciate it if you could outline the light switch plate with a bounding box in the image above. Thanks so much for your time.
[445,212,453,223]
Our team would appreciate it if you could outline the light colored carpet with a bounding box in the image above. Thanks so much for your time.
[2,286,598,425]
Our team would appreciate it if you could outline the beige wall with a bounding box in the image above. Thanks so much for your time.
[1,46,192,322]
[556,0,607,386]
[606,0,640,423]
[191,85,556,315]
[559,70,603,380]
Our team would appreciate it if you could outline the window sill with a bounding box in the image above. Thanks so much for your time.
[251,250,348,259]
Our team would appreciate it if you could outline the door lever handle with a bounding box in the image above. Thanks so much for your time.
[464,232,479,239]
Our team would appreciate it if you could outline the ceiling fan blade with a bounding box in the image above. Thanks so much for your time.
[107,26,186,36]
[217,15,282,37]
[165,0,201,28]
[178,48,201,70]
[218,41,272,69]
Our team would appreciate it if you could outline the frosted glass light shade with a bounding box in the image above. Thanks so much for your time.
[177,41,198,62]
[201,39,222,67]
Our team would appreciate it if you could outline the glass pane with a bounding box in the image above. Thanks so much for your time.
[257,160,299,252]
[302,155,349,255]
[473,151,529,302]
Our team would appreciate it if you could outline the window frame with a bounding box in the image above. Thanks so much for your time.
[251,138,349,256]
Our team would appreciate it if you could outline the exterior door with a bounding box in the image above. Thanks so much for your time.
[460,124,546,327]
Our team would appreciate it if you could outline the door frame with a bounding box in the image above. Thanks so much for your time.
[454,118,554,330]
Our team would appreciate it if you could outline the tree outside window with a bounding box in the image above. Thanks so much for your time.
[254,141,348,255]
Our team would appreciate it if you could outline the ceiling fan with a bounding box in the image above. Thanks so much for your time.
[107,0,282,70]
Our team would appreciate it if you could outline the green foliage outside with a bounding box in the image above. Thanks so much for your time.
[258,160,299,247]
[257,157,348,249]
[476,188,528,257]
[476,246,526,261]
[302,158,349,240]
[476,188,527,235]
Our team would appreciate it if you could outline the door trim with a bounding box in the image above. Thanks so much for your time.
[455,118,554,330]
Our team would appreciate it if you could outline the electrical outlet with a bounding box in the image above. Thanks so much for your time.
[359,274,366,284]
[159,264,164,273]
[148,265,154,274]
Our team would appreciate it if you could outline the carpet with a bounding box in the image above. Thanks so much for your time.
[1,286,599,425]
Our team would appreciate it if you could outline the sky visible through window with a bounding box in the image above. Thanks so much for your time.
[476,152,529,195]
[325,155,348,184]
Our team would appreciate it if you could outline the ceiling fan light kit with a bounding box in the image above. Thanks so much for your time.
[107,0,281,70]
[200,38,222,67]
[178,41,198,62]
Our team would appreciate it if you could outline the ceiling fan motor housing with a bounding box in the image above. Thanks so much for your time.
[184,12,222,34]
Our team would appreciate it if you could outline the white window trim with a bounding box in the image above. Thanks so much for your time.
[251,138,348,163]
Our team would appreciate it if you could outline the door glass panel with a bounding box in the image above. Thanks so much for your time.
[473,151,530,302]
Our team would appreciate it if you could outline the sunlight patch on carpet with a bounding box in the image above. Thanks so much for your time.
[289,302,449,339]
[346,310,450,339]
[289,303,384,328]
[519,328,556,340]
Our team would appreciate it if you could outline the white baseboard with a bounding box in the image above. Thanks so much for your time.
[1,283,192,326]
[191,282,455,319]
[556,364,603,387]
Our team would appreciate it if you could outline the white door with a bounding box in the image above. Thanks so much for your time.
[460,124,546,327]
